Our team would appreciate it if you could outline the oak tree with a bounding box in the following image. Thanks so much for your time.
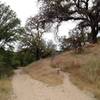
[38,0,100,43]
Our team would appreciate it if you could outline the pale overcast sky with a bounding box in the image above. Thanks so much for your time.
[1,0,38,25]
[1,0,77,42]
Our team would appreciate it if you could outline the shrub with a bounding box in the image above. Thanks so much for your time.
[0,65,13,79]
[0,50,14,78]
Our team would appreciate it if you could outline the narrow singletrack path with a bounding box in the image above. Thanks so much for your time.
[12,69,95,100]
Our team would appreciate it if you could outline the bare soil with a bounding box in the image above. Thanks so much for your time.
[11,69,96,100]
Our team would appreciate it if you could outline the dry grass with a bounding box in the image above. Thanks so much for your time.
[24,43,100,99]
[24,59,63,86]
[0,79,12,100]
[51,44,100,100]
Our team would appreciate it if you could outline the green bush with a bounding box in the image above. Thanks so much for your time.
[0,49,14,78]
[0,64,13,79]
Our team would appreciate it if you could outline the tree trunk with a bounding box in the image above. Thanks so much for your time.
[90,26,98,44]
[36,47,40,60]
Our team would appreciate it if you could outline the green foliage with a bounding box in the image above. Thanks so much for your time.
[16,49,36,66]
[0,2,22,78]
[17,16,56,65]
[0,49,14,78]
[17,40,56,67]
[0,2,21,50]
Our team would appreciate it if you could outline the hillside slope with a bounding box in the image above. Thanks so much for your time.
[24,43,100,100]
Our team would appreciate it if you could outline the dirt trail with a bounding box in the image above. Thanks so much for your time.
[12,69,96,100]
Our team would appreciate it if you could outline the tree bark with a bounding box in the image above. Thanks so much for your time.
[90,26,98,44]
[36,47,40,60]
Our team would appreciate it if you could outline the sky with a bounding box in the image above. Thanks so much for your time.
[1,0,38,25]
[1,0,77,42]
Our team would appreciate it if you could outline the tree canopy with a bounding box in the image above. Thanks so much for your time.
[19,16,56,61]
[0,2,21,77]
[37,0,100,43]
[0,2,21,50]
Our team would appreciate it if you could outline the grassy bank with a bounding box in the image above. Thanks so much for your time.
[0,79,12,100]
[0,66,14,100]
[23,43,100,99]
[24,59,63,86]
[51,44,100,100]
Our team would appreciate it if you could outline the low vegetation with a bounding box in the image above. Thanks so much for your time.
[51,44,100,100]
[24,43,100,99]
[24,59,63,86]
[0,79,12,100]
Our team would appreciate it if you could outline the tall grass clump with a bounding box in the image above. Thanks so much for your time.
[80,58,100,83]
[0,79,12,100]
